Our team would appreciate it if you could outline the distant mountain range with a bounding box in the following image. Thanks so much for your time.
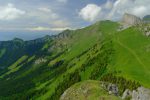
[143,15,150,21]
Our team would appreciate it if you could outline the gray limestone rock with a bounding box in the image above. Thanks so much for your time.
[122,13,142,26]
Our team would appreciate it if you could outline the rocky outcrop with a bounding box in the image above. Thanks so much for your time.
[101,82,150,100]
[60,80,150,100]
[52,29,72,40]
[122,13,142,26]
[101,82,119,96]
[143,26,150,37]
[122,89,132,99]
[122,87,150,100]
[132,87,150,100]
[34,58,47,64]
[49,29,72,52]
[60,80,120,100]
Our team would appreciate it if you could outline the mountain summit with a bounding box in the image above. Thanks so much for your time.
[122,13,142,26]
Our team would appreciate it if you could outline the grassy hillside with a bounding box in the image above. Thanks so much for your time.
[0,20,149,99]
[109,27,150,88]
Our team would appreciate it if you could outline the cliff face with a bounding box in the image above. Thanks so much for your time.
[122,13,142,26]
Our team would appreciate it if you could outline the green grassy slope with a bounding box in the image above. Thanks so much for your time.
[0,48,6,58]
[0,55,28,78]
[0,20,149,100]
[36,21,119,100]
[109,27,150,87]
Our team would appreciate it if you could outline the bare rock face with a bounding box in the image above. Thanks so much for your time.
[122,87,150,100]
[122,89,132,99]
[101,82,119,96]
[107,83,118,96]
[143,25,150,37]
[122,13,142,26]
[132,87,150,100]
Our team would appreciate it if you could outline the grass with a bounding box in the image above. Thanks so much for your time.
[109,27,150,88]
[60,80,121,100]
[0,48,6,58]
[0,55,28,78]
[36,21,150,99]
[8,55,28,70]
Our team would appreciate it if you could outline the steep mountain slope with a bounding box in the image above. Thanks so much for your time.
[0,36,52,69]
[0,19,150,100]
[109,27,150,87]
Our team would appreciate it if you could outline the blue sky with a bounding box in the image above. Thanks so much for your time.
[0,0,149,40]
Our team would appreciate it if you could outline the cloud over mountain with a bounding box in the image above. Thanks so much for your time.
[79,0,150,22]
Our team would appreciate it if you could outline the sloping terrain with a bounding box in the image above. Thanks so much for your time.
[110,27,150,87]
[0,36,52,69]
[60,80,121,100]
[0,20,149,100]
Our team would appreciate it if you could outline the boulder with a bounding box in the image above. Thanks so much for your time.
[132,87,150,100]
[122,89,132,99]
[107,83,118,96]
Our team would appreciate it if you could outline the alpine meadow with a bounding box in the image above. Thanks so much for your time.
[0,0,150,100]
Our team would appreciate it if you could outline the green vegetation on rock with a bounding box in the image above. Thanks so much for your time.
[60,80,121,100]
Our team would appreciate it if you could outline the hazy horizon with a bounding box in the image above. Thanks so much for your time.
[0,31,58,41]
[0,0,150,40]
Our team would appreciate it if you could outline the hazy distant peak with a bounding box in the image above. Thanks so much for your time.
[13,38,24,42]
[143,15,150,22]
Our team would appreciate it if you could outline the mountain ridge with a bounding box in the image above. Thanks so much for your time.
[0,14,150,100]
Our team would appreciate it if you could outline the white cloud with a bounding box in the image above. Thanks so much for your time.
[50,27,72,31]
[28,26,72,32]
[52,20,70,28]
[29,26,51,31]
[108,0,150,20]
[79,4,102,22]
[57,0,68,3]
[104,0,113,9]
[29,19,71,32]
[38,7,51,12]
[37,7,59,19]
[0,3,25,20]
[79,0,150,22]
[130,6,147,17]
[107,0,134,19]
